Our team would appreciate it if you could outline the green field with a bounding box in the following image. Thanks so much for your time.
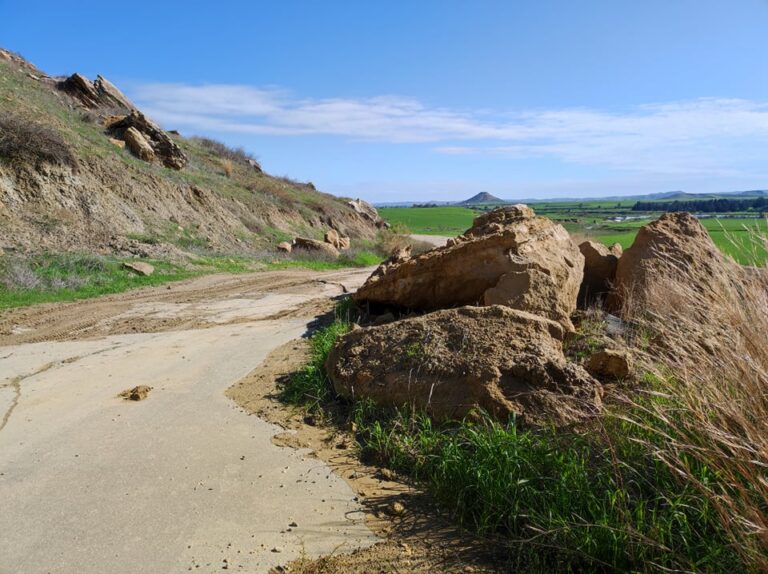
[380,204,768,265]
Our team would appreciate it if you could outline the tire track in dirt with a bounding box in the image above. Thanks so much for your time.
[0,268,372,346]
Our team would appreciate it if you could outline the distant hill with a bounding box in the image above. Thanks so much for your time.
[460,192,504,205]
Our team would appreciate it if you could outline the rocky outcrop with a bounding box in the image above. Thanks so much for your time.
[608,212,742,314]
[353,205,584,332]
[123,127,155,162]
[326,305,602,426]
[58,73,135,110]
[293,237,339,258]
[107,111,187,170]
[347,198,389,229]
[578,241,622,307]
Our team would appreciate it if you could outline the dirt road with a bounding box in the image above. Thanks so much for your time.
[0,268,378,573]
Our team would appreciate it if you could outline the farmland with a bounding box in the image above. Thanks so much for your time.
[379,202,768,265]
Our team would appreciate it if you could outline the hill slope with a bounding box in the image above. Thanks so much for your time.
[0,49,380,255]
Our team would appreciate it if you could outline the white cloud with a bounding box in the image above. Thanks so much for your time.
[131,83,768,175]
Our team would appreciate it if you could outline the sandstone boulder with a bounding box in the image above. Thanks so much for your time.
[123,261,155,276]
[324,229,350,250]
[353,205,584,332]
[293,237,339,258]
[123,127,155,162]
[277,241,292,253]
[326,305,602,426]
[108,111,188,170]
[585,349,632,381]
[608,212,742,314]
[577,241,621,307]
[348,198,390,229]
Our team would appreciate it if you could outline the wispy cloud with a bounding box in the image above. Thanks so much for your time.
[131,83,768,175]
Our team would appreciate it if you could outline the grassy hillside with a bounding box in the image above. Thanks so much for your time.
[0,50,378,255]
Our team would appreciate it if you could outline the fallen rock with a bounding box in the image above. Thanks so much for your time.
[119,385,152,401]
[578,241,621,307]
[326,305,602,426]
[354,206,584,332]
[585,349,632,381]
[123,127,155,162]
[324,228,341,248]
[276,241,292,253]
[108,137,125,149]
[293,237,339,258]
[123,261,155,276]
[348,198,390,229]
[608,212,742,314]
[338,236,351,250]
[107,110,188,170]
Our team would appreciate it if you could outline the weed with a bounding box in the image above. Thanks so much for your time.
[0,112,78,169]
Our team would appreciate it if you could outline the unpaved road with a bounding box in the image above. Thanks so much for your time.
[0,269,379,574]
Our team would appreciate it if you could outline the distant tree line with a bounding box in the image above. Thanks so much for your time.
[632,197,768,213]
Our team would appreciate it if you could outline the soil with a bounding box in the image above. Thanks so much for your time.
[228,339,504,573]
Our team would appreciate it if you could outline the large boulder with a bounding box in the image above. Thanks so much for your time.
[324,229,351,250]
[347,198,390,229]
[293,237,339,258]
[577,241,622,307]
[608,212,742,314]
[107,111,188,170]
[353,205,584,332]
[326,305,602,426]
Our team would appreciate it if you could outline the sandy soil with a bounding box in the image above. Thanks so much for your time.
[228,341,501,574]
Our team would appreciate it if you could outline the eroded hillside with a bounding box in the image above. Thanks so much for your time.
[0,48,381,255]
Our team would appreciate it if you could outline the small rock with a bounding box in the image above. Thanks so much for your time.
[277,241,292,253]
[388,501,406,516]
[378,468,396,481]
[373,312,395,325]
[585,349,632,381]
[119,385,152,401]
[288,522,298,528]
[108,137,126,149]
[123,261,155,276]
[271,546,283,553]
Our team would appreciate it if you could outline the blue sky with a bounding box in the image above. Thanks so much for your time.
[2,0,768,202]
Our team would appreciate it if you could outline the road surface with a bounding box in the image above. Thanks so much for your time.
[0,269,378,573]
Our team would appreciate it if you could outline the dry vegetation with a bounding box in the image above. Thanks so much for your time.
[0,111,78,169]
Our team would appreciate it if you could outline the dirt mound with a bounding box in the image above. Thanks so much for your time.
[354,205,583,331]
[327,305,602,426]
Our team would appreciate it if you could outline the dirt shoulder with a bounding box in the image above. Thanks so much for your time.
[228,339,502,573]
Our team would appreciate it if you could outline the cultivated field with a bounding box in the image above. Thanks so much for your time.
[380,203,768,264]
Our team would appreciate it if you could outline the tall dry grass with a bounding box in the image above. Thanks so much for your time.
[620,248,768,570]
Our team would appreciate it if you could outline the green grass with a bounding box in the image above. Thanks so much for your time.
[0,254,194,309]
[0,251,381,310]
[380,205,768,264]
[378,206,476,235]
[280,310,748,573]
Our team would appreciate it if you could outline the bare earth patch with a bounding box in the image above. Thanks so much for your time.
[228,340,503,573]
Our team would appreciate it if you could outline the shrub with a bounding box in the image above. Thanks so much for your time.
[220,158,233,178]
[190,136,260,169]
[0,113,77,169]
